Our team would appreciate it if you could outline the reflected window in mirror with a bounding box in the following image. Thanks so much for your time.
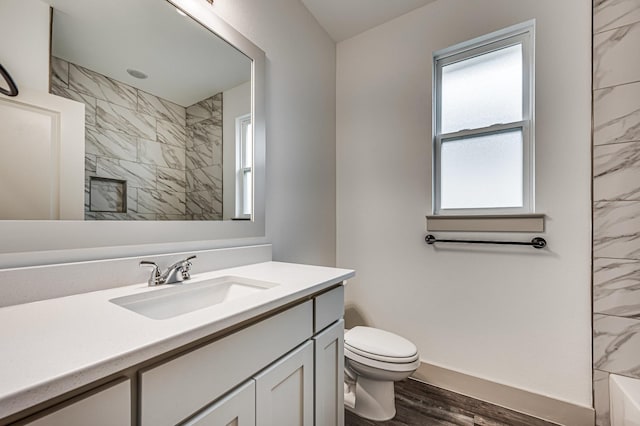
[235,113,252,219]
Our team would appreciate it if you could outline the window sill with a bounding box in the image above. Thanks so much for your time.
[425,214,545,233]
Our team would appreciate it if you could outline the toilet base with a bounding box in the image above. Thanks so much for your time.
[347,376,397,421]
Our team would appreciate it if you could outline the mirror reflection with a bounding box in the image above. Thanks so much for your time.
[46,0,252,221]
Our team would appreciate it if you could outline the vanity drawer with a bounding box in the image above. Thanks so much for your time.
[139,301,313,426]
[314,285,344,333]
[25,379,131,426]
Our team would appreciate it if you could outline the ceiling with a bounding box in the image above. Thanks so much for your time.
[47,0,251,107]
[301,0,437,42]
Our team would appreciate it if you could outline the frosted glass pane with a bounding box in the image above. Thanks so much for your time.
[440,130,523,209]
[441,44,522,133]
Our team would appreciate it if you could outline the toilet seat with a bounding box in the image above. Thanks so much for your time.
[344,326,419,365]
[345,346,421,373]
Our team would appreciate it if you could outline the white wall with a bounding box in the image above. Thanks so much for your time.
[222,80,251,220]
[215,0,337,266]
[337,0,592,407]
[0,0,50,92]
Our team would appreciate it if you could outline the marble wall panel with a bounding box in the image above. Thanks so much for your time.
[594,21,640,89]
[157,166,186,193]
[138,91,186,126]
[137,189,185,215]
[186,166,222,193]
[212,93,222,126]
[96,100,156,140]
[187,118,219,149]
[127,188,138,213]
[594,313,640,376]
[186,98,213,125]
[51,56,69,88]
[594,370,611,426]
[157,119,187,147]
[186,142,214,169]
[185,190,211,215]
[156,214,189,221]
[595,258,640,318]
[594,82,640,146]
[86,126,137,161]
[51,58,196,220]
[594,141,640,200]
[85,155,97,174]
[69,64,137,110]
[592,1,640,421]
[595,0,640,33]
[96,158,156,190]
[138,138,186,170]
[85,212,155,220]
[594,201,640,259]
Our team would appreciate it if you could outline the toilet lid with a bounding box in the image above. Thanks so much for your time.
[344,327,418,363]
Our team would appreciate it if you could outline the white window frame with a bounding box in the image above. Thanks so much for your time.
[432,20,535,216]
[235,113,252,219]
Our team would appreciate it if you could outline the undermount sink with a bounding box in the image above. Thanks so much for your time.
[110,276,279,320]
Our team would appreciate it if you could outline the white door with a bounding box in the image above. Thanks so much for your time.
[255,341,314,426]
[314,319,344,426]
[0,89,84,219]
[183,380,256,426]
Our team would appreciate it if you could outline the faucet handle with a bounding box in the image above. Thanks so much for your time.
[181,255,196,280]
[140,261,161,286]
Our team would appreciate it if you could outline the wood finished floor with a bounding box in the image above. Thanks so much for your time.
[345,379,560,426]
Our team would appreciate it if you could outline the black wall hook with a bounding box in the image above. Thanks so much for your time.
[0,63,19,97]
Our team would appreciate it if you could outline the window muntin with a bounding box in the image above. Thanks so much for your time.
[433,22,534,215]
[236,114,253,218]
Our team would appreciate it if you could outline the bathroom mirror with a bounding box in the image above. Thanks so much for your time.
[48,0,253,221]
[0,0,265,264]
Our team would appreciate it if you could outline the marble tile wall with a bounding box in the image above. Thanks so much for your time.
[593,1,640,424]
[185,93,223,220]
[51,57,191,220]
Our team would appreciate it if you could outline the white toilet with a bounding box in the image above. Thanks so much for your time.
[343,326,420,421]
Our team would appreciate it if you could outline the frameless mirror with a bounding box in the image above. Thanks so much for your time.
[4,0,255,221]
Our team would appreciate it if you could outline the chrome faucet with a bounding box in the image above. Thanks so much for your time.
[139,255,196,286]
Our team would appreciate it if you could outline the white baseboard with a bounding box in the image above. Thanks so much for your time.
[412,361,595,426]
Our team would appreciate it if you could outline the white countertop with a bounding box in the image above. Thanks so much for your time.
[0,261,354,419]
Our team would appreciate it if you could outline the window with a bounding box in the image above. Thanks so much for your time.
[235,114,253,218]
[433,21,534,215]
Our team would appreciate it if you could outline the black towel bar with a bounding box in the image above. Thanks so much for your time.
[425,234,547,249]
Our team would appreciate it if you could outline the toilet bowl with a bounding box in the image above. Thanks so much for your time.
[344,326,420,421]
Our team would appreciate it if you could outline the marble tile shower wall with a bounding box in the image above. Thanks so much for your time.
[185,94,223,220]
[593,1,640,424]
[50,57,223,220]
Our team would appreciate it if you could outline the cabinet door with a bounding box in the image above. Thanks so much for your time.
[254,341,314,426]
[25,379,131,426]
[314,319,344,426]
[182,380,255,426]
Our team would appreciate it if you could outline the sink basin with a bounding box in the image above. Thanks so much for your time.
[110,276,279,320]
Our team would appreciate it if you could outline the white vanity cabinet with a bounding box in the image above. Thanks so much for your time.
[139,301,314,426]
[255,341,314,426]
[182,380,256,426]
[314,319,345,426]
[7,284,346,426]
[23,380,131,426]
[140,285,346,426]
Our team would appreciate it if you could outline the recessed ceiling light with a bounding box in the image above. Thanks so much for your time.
[126,68,148,79]
[176,8,187,17]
